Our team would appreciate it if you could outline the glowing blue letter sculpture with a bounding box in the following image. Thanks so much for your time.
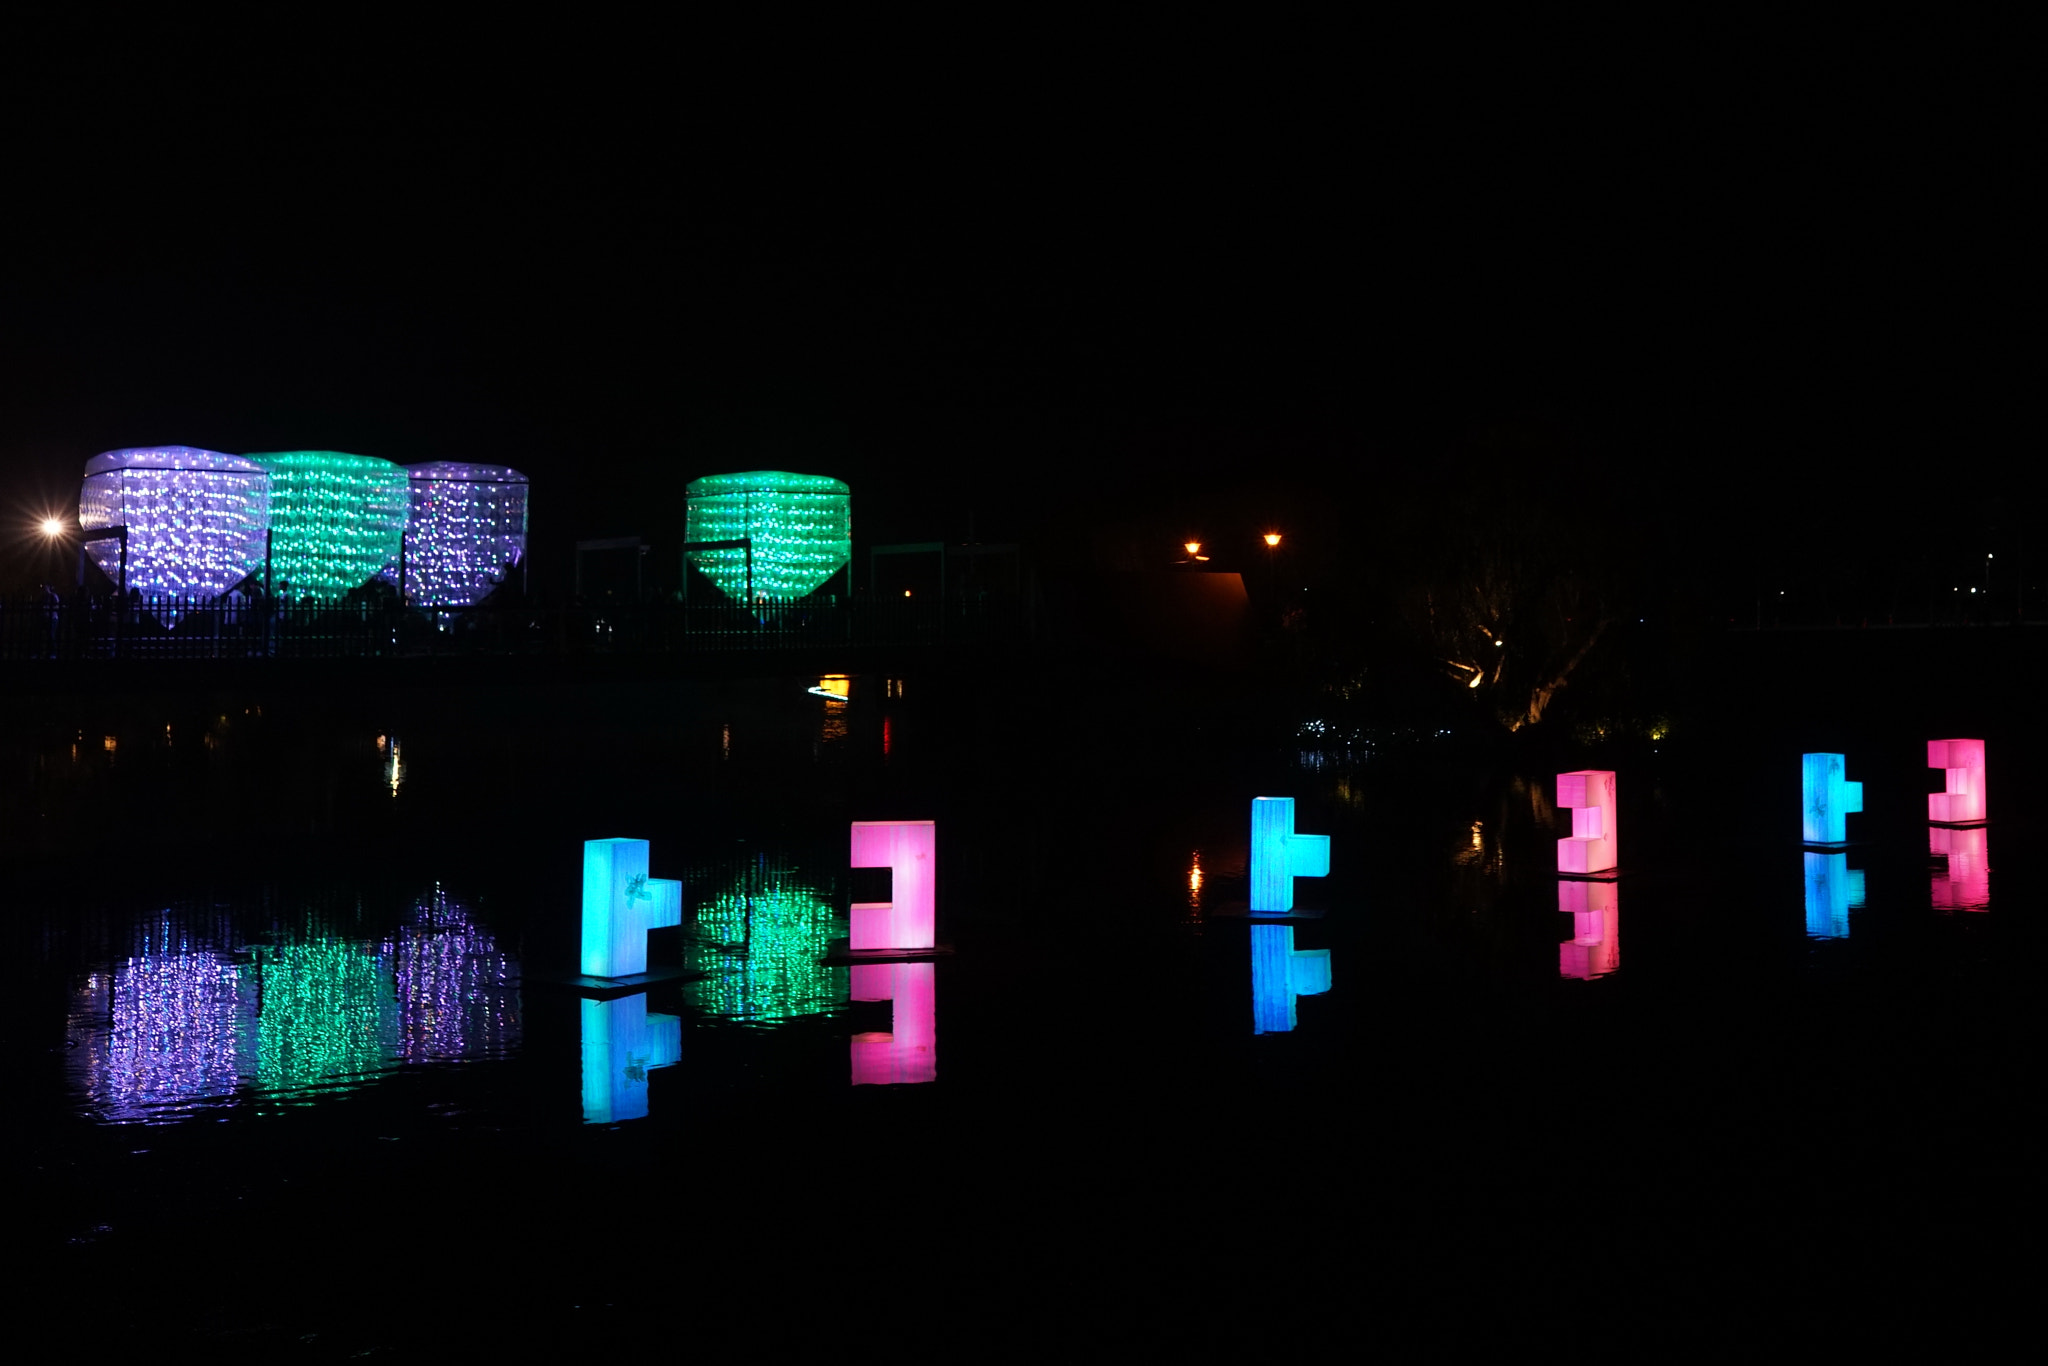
[1801,753,1862,845]
[79,447,272,607]
[580,993,681,1123]
[390,462,529,606]
[849,820,935,951]
[1557,880,1620,979]
[850,962,937,1084]
[1250,924,1332,1033]
[1927,739,1987,825]
[1802,851,1864,939]
[581,838,683,979]
[1250,797,1329,912]
[1556,770,1618,874]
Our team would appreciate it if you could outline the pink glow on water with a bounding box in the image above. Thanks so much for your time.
[1929,825,1991,912]
[1927,739,1987,824]
[850,962,936,1085]
[1556,771,1617,874]
[849,820,936,950]
[1557,880,1619,979]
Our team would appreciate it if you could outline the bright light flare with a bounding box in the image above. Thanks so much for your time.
[39,517,66,538]
[1184,540,1202,557]
[1262,532,1281,548]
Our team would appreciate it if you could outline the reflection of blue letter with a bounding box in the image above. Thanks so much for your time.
[1802,851,1864,938]
[1801,754,1862,845]
[1251,798,1330,912]
[580,993,681,1123]
[1250,925,1332,1034]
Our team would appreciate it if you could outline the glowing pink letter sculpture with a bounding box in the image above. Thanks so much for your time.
[849,820,935,951]
[850,962,937,1084]
[1927,739,1987,824]
[581,838,683,978]
[1557,880,1620,979]
[580,993,681,1123]
[1251,797,1329,912]
[1801,754,1862,846]
[1556,770,1618,874]
[1929,825,1991,912]
[1250,924,1332,1033]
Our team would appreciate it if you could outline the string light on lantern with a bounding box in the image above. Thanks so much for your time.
[684,470,851,602]
[78,447,273,611]
[378,462,530,606]
[245,451,409,601]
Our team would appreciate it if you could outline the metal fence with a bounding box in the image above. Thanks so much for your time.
[0,592,1029,661]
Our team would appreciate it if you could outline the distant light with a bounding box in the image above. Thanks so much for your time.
[903,588,912,598]
[39,517,64,538]
[1262,532,1281,548]
[1494,639,1504,647]
[1467,673,1483,689]
[1184,540,1202,557]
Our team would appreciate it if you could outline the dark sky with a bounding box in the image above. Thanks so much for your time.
[0,19,2024,595]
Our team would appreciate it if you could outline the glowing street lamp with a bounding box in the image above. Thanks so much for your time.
[1262,532,1282,548]
[39,517,65,539]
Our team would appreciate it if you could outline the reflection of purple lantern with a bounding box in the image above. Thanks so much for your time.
[78,447,272,606]
[67,939,255,1125]
[380,462,529,607]
[385,888,522,1062]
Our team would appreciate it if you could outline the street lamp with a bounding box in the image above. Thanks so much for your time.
[1262,532,1282,548]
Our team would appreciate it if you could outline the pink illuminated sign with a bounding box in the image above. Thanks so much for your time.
[849,820,936,951]
[850,961,936,1084]
[1927,739,1987,824]
[1557,880,1619,979]
[1929,825,1991,912]
[1556,770,1617,874]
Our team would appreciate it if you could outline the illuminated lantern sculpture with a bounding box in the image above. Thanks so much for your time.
[1250,797,1330,912]
[581,838,683,979]
[387,462,529,606]
[1926,739,1987,824]
[683,470,850,602]
[244,450,409,601]
[1803,850,1863,939]
[1929,825,1991,912]
[1801,753,1862,845]
[78,447,272,608]
[849,820,935,951]
[1556,770,1618,874]
[850,962,936,1084]
[1557,880,1620,978]
[581,993,681,1122]
[1250,924,1332,1033]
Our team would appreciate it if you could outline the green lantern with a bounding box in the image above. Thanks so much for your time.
[246,450,409,601]
[684,470,850,602]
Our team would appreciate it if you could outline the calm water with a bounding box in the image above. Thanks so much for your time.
[10,666,2037,1352]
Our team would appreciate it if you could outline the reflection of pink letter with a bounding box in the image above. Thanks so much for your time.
[1927,739,1987,824]
[1557,770,1618,874]
[849,820,936,950]
[1929,825,1991,912]
[850,962,936,1085]
[1557,880,1619,979]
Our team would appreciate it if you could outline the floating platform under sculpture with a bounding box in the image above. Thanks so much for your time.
[849,820,935,952]
[1801,753,1862,846]
[850,961,936,1085]
[1250,798,1329,913]
[1927,739,1987,825]
[581,838,683,979]
[1556,770,1618,875]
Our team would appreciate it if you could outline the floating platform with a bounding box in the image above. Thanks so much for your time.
[526,965,705,996]
[822,940,955,965]
[1207,901,1326,921]
[1557,866,1627,882]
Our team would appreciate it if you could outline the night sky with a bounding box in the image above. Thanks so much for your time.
[1,20,2025,600]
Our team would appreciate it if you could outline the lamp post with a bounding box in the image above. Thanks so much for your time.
[79,524,129,594]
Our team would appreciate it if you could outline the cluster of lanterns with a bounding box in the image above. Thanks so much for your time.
[73,446,529,607]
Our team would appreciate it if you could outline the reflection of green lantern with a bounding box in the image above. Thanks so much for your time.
[684,470,850,602]
[682,858,847,1022]
[240,939,398,1100]
[247,450,409,601]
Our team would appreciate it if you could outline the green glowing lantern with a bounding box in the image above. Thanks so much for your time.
[684,470,850,602]
[245,450,409,601]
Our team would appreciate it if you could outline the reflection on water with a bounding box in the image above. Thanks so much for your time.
[1929,825,1991,912]
[1187,850,1204,924]
[850,962,936,1085]
[682,853,849,1022]
[581,993,681,1123]
[65,890,520,1124]
[1250,924,1331,1034]
[1557,881,1619,980]
[1803,851,1864,939]
[376,733,405,797]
